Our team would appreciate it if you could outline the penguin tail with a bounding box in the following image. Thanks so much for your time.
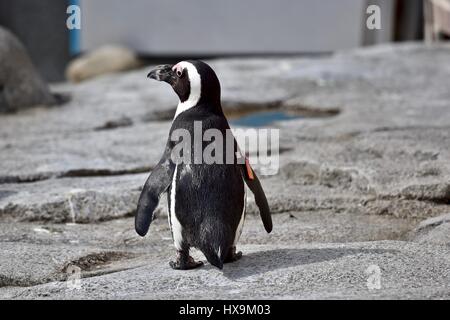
[198,222,232,270]
[202,247,224,270]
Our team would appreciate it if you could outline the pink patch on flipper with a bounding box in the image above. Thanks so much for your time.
[172,63,183,74]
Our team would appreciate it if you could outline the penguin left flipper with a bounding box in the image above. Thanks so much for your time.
[135,151,174,237]
[242,164,273,233]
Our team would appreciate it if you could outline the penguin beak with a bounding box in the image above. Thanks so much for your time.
[147,64,175,84]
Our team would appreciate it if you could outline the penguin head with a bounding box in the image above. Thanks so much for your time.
[147,60,221,116]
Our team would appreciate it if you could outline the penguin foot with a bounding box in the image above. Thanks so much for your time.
[224,246,242,263]
[169,255,204,270]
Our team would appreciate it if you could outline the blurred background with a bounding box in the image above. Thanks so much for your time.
[0,0,441,82]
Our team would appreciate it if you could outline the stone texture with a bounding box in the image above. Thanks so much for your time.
[1,240,448,299]
[0,174,146,223]
[0,27,58,113]
[0,214,440,299]
[409,213,450,246]
[0,122,168,183]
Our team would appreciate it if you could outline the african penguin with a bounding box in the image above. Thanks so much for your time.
[135,60,272,270]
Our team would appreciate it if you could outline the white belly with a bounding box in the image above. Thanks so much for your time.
[169,165,183,250]
[233,185,246,245]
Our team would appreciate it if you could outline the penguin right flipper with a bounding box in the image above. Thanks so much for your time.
[242,163,273,234]
[135,149,174,237]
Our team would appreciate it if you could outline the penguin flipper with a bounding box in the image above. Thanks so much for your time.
[135,157,174,237]
[242,164,273,233]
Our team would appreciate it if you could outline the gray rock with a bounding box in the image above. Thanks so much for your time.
[400,183,450,202]
[0,27,57,113]
[0,173,168,223]
[0,217,164,287]
[409,213,450,246]
[0,214,426,298]
[0,243,134,287]
[1,240,448,299]
[0,122,169,183]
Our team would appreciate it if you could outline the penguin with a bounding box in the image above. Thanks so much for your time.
[135,60,272,270]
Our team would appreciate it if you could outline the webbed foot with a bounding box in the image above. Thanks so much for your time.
[224,246,242,263]
[170,251,204,270]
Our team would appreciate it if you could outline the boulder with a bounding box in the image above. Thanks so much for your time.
[66,45,141,82]
[0,27,58,113]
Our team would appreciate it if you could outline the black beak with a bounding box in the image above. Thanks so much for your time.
[147,64,174,83]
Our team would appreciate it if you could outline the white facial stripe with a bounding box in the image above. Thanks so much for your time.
[173,61,201,120]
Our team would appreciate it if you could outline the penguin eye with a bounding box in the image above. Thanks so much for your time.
[176,69,183,78]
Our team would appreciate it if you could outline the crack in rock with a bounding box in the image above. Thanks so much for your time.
[62,251,138,273]
[0,189,140,223]
[60,166,152,178]
[94,116,133,131]
[0,166,152,184]
[400,183,450,204]
[0,251,139,288]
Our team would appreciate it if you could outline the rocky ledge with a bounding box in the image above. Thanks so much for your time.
[0,43,449,299]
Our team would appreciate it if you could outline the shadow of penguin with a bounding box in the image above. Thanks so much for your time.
[221,247,399,280]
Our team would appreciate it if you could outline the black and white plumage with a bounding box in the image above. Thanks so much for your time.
[135,60,272,270]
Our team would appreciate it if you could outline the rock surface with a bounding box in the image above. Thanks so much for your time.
[0,27,58,113]
[0,43,449,299]
[409,213,450,246]
[1,215,447,299]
